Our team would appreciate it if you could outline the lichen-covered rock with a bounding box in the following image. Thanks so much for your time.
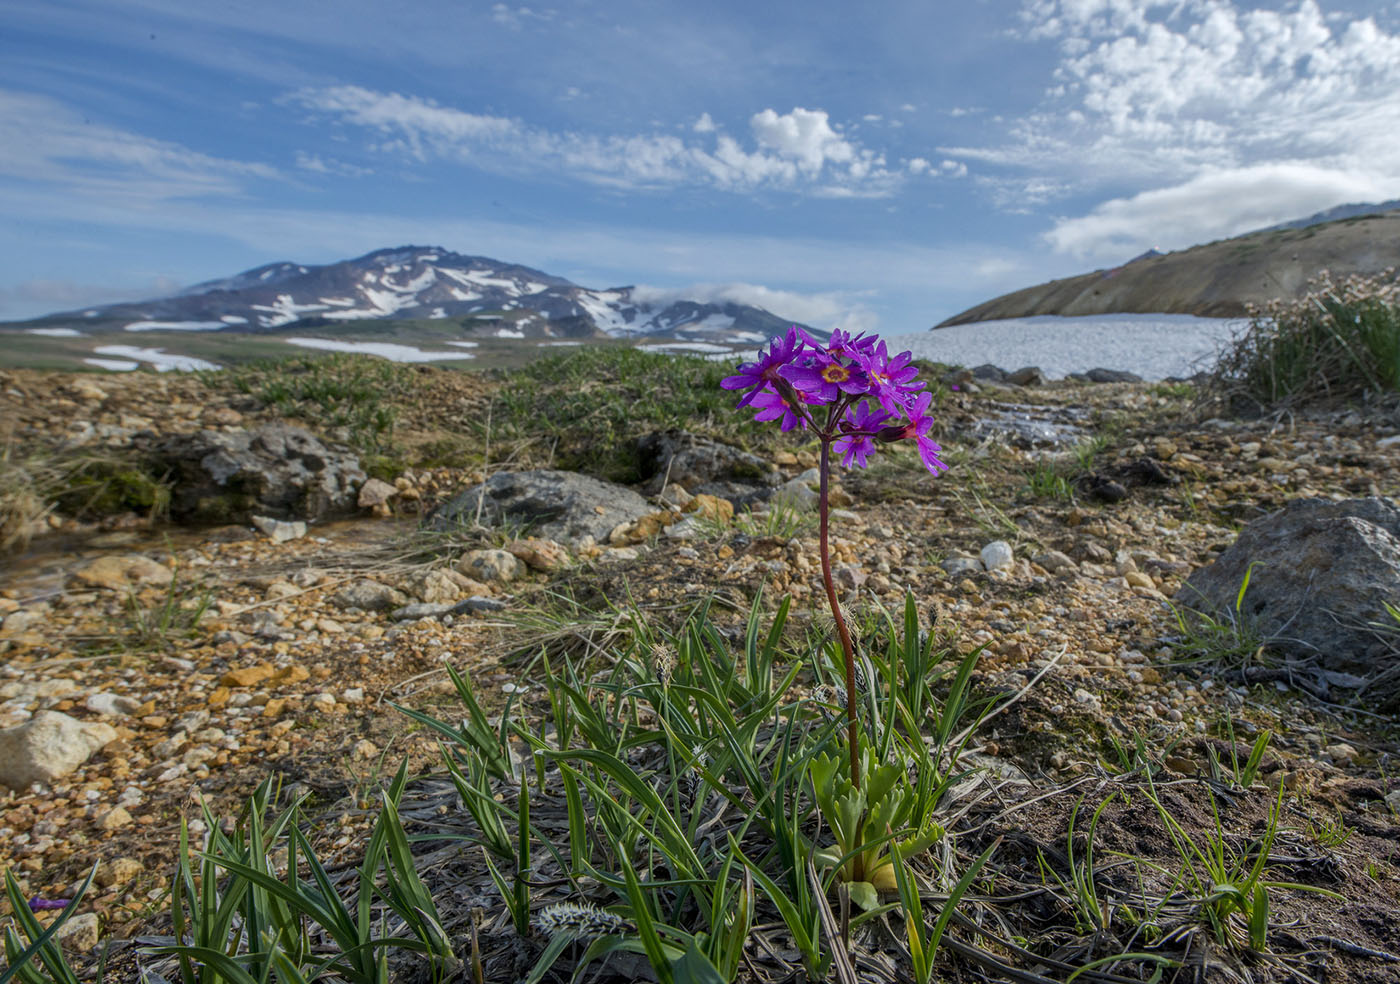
[331,580,409,612]
[459,549,524,584]
[153,424,365,522]
[505,537,570,572]
[1177,497,1400,681]
[430,470,652,547]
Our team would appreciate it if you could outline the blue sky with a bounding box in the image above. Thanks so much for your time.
[3,0,1400,331]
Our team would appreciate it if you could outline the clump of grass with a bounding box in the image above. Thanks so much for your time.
[216,354,420,452]
[1168,564,1268,669]
[489,347,779,482]
[120,563,214,651]
[0,445,169,552]
[0,443,55,553]
[1023,459,1073,501]
[53,458,170,521]
[1208,269,1400,410]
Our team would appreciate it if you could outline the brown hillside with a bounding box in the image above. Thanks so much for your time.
[937,209,1400,326]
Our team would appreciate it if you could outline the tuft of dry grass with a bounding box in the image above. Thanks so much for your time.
[1207,268,1400,412]
[0,442,59,552]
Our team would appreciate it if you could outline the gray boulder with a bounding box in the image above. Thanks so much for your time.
[1177,497,1400,679]
[154,425,365,522]
[968,364,1008,382]
[0,711,118,789]
[430,470,652,547]
[636,430,782,494]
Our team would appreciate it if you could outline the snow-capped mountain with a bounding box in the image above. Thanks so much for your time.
[29,246,805,343]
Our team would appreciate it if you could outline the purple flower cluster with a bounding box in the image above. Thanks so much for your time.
[722,326,948,476]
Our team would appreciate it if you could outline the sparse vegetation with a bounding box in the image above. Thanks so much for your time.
[1208,268,1400,410]
[217,354,421,452]
[489,347,777,482]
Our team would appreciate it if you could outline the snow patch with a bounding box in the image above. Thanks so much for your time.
[84,357,139,371]
[573,290,637,335]
[250,295,329,328]
[123,320,228,332]
[446,341,479,348]
[27,327,82,337]
[92,345,220,371]
[643,341,734,354]
[494,327,525,338]
[220,315,248,324]
[283,337,476,362]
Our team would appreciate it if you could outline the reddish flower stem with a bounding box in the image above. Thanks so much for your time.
[817,439,862,796]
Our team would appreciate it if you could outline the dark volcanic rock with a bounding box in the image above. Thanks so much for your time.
[154,425,365,522]
[1086,368,1144,384]
[1078,473,1129,502]
[1177,497,1400,681]
[429,469,651,546]
[635,430,782,495]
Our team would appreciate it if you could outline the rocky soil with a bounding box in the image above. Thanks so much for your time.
[3,363,1400,980]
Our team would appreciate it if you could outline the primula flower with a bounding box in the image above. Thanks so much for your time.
[877,391,948,475]
[780,350,868,403]
[748,387,811,432]
[721,325,805,407]
[857,340,924,414]
[833,400,890,468]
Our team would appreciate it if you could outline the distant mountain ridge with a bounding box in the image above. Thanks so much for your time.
[15,246,804,343]
[937,203,1400,327]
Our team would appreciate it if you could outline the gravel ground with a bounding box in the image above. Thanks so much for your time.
[3,366,1400,981]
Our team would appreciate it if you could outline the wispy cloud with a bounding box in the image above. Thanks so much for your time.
[293,151,373,177]
[959,0,1400,257]
[0,88,279,203]
[287,85,930,197]
[0,275,182,316]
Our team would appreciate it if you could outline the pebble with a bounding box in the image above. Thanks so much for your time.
[980,541,1014,571]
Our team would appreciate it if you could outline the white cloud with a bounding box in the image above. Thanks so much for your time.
[0,88,278,203]
[1046,162,1400,260]
[630,281,877,333]
[290,87,905,197]
[969,1,1400,253]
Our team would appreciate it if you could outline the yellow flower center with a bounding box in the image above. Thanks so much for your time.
[822,365,850,384]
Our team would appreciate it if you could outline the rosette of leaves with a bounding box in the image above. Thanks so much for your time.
[810,742,944,909]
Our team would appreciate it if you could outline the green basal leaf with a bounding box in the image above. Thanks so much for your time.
[847,881,880,912]
[673,938,729,984]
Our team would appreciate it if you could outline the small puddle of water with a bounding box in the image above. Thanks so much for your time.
[965,402,1091,449]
